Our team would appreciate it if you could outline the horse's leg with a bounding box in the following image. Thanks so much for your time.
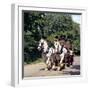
[70,55,74,66]
[71,57,73,65]
[58,53,65,71]
[68,55,73,67]
[52,63,55,70]
[45,57,52,71]
[65,53,70,67]
[57,63,65,71]
[51,57,56,70]
[69,50,74,66]
[45,57,49,71]
[45,63,49,71]
[47,60,52,70]
[64,54,68,67]
[42,53,48,71]
[60,53,65,64]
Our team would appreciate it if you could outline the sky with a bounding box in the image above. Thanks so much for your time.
[71,15,81,24]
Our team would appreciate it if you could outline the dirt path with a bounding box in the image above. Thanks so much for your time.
[24,56,80,77]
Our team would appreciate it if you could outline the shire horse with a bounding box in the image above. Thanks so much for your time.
[37,38,54,70]
[53,39,67,70]
[52,37,74,69]
[37,37,74,71]
[37,38,63,70]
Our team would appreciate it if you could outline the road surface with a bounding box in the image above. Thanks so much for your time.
[24,56,80,77]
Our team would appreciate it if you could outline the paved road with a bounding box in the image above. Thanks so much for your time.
[24,56,80,77]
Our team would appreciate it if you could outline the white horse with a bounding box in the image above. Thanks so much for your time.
[37,38,55,70]
[45,40,67,70]
[54,40,75,68]
[54,40,67,62]
[46,47,55,69]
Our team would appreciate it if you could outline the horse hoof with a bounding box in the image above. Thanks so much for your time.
[52,68,57,71]
[57,67,60,71]
[59,67,64,71]
[59,64,65,71]
[67,64,70,67]
[45,68,48,71]
[70,65,73,68]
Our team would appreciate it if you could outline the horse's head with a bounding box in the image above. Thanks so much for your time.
[54,40,59,49]
[37,38,48,53]
[54,40,61,52]
[37,39,44,51]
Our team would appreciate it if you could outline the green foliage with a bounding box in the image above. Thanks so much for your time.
[23,11,80,64]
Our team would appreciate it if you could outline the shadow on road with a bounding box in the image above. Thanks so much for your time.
[69,71,80,75]
[63,70,80,75]
[61,65,80,75]
[71,65,80,70]
[40,68,45,71]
